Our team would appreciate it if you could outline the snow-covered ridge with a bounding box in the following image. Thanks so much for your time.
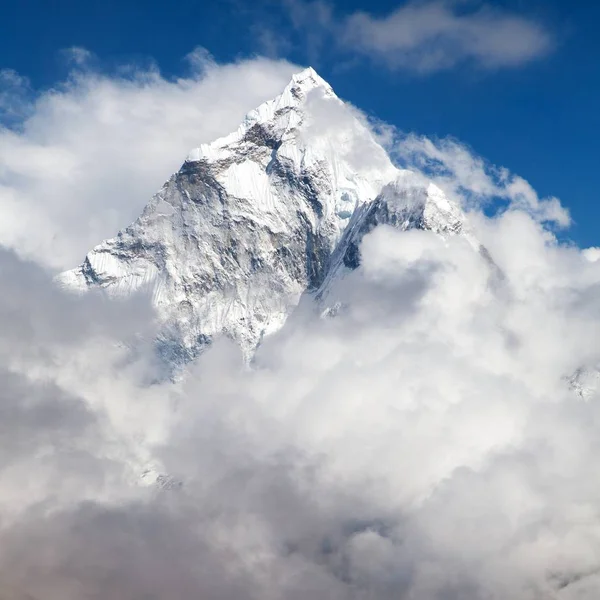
[58,67,467,371]
[186,67,334,163]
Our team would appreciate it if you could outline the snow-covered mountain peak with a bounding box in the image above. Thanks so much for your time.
[183,67,398,236]
[246,66,336,127]
[58,71,466,371]
[277,66,335,105]
[186,67,337,164]
[289,66,333,89]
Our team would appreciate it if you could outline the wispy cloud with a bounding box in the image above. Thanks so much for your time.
[277,0,554,73]
[343,0,553,72]
[392,133,570,225]
[0,69,31,123]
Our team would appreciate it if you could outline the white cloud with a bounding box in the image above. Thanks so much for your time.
[0,69,31,122]
[158,210,600,599]
[0,49,298,270]
[342,0,553,72]
[279,0,553,73]
[60,46,94,67]
[392,133,571,226]
[583,247,600,263]
[8,205,600,598]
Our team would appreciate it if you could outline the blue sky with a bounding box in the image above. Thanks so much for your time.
[1,0,597,245]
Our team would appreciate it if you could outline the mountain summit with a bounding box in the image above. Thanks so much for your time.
[58,68,465,368]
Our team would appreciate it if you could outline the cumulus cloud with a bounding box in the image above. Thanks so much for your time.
[158,209,600,599]
[0,49,298,269]
[277,0,553,73]
[392,133,571,226]
[6,202,600,598]
[2,49,600,600]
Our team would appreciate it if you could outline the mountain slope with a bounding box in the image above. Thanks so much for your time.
[58,68,466,368]
[316,173,469,306]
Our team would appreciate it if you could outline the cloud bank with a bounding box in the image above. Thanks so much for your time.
[1,51,600,600]
[4,203,600,599]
